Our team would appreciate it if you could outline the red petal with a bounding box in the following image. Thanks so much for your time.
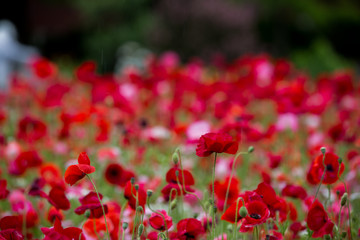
[64,165,85,186]
[78,152,90,165]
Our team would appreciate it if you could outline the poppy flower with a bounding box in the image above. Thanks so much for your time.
[124,181,147,210]
[16,116,47,142]
[47,186,70,210]
[104,163,135,187]
[149,210,172,231]
[75,192,108,218]
[9,150,43,176]
[0,229,24,240]
[281,184,307,200]
[196,132,238,157]
[307,152,345,185]
[221,199,245,224]
[213,177,240,211]
[30,57,57,79]
[47,207,63,223]
[176,218,204,240]
[306,200,334,238]
[242,200,270,227]
[0,179,9,199]
[254,182,278,207]
[64,152,95,186]
[166,166,195,186]
[41,217,85,240]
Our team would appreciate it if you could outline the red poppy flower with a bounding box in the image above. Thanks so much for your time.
[64,152,95,186]
[9,150,43,176]
[0,179,9,199]
[16,116,47,142]
[196,132,238,157]
[307,152,345,185]
[242,200,270,227]
[75,192,108,218]
[176,218,204,240]
[166,166,195,186]
[41,218,85,240]
[254,182,278,207]
[42,83,70,108]
[104,163,135,187]
[0,229,24,240]
[213,176,240,211]
[221,199,245,224]
[306,200,334,238]
[124,181,147,210]
[149,210,172,231]
[47,186,70,210]
[281,184,307,200]
[47,207,63,223]
[30,57,57,79]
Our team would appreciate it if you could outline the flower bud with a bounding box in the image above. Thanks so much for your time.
[137,206,143,213]
[320,147,326,154]
[147,190,153,197]
[170,199,177,209]
[130,177,135,185]
[172,152,179,164]
[85,210,91,218]
[135,184,139,191]
[138,224,144,236]
[341,193,347,206]
[175,170,179,177]
[248,146,254,153]
[341,232,347,238]
[338,158,343,164]
[324,235,331,240]
[122,222,128,230]
[239,206,248,218]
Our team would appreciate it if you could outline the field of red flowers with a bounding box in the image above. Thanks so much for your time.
[0,53,359,240]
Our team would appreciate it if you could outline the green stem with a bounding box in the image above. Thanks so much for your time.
[86,174,110,240]
[177,150,210,237]
[313,152,326,202]
[93,217,101,240]
[233,198,241,240]
[212,152,217,238]
[131,191,139,240]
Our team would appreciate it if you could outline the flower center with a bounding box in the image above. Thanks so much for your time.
[250,213,261,219]
[326,164,334,172]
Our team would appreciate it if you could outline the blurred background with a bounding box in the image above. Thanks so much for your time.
[2,0,360,76]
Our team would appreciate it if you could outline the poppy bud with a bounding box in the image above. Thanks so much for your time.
[85,210,91,218]
[320,147,326,154]
[170,199,177,209]
[130,177,135,185]
[248,146,254,153]
[175,170,179,177]
[341,232,346,238]
[336,190,340,196]
[138,223,144,236]
[135,184,139,191]
[324,235,331,240]
[341,193,347,206]
[137,206,143,213]
[147,190,153,197]
[122,222,128,230]
[239,206,248,218]
[338,158,342,164]
[172,152,179,164]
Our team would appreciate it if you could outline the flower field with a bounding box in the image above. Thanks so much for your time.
[0,53,359,240]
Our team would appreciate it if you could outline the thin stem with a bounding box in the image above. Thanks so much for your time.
[233,198,241,240]
[93,217,101,240]
[212,152,217,238]
[131,190,139,240]
[119,201,128,240]
[338,205,343,234]
[177,150,210,237]
[222,151,248,240]
[168,188,178,215]
[86,174,110,240]
[313,152,326,202]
